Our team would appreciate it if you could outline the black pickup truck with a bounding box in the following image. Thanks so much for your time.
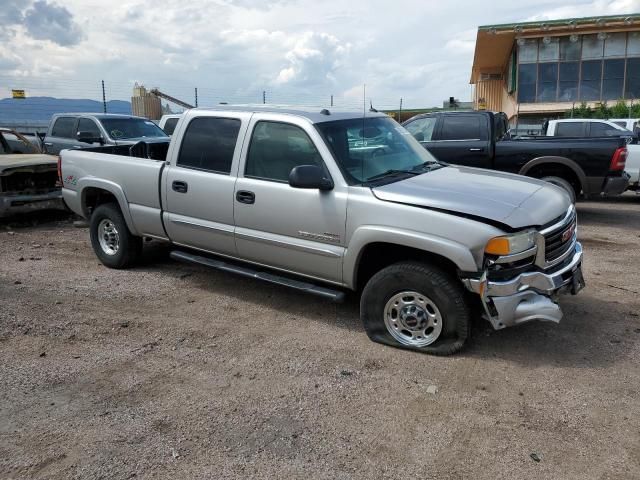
[402,111,629,202]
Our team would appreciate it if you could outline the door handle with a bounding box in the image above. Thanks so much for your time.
[236,190,255,204]
[469,148,483,152]
[172,180,188,193]
[44,142,53,146]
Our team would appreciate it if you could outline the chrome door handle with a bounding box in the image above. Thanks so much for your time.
[469,148,483,152]
[44,142,53,146]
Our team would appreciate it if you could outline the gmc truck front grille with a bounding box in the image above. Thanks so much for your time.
[544,210,577,263]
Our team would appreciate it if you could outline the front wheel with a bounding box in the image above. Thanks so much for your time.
[90,203,142,269]
[360,261,470,355]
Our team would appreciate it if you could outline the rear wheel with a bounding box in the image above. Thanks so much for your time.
[541,176,576,203]
[90,203,142,268]
[360,261,470,355]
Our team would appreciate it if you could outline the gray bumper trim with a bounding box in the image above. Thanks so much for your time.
[462,242,584,330]
[603,174,629,195]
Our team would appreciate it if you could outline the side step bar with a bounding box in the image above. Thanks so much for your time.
[170,250,346,303]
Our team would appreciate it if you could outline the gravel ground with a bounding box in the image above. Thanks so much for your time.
[0,196,639,480]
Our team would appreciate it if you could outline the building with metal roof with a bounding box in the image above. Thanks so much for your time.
[470,14,640,126]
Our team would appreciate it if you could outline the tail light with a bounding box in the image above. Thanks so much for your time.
[610,147,627,171]
[56,155,62,186]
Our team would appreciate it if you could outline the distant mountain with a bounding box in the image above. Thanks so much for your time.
[0,96,132,123]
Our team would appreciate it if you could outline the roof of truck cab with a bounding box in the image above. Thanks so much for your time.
[50,113,150,120]
[189,105,388,124]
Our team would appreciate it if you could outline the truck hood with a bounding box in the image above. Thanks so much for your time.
[0,154,57,174]
[372,165,571,230]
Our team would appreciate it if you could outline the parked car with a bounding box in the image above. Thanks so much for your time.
[60,106,584,355]
[43,113,169,154]
[402,111,628,203]
[545,119,640,192]
[609,118,640,135]
[158,114,182,136]
[0,128,65,217]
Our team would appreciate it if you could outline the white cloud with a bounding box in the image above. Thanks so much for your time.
[0,0,638,108]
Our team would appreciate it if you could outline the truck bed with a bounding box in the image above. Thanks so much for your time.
[60,144,167,238]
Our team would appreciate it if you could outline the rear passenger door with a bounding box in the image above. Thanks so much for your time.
[233,116,346,283]
[427,114,492,168]
[164,113,249,256]
[44,117,78,154]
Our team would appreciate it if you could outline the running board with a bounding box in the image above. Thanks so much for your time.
[169,250,346,303]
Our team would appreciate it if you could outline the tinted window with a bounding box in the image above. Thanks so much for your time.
[51,117,76,138]
[602,59,625,100]
[439,115,485,141]
[589,122,621,137]
[177,117,241,173]
[245,121,322,182]
[404,117,437,141]
[2,132,38,153]
[580,60,602,101]
[537,63,558,102]
[555,122,584,137]
[626,58,640,99]
[76,118,101,137]
[163,117,179,135]
[558,62,579,101]
[518,63,537,103]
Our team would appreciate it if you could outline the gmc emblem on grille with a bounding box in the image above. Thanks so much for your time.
[561,224,575,243]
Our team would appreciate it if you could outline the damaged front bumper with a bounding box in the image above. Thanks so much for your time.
[462,242,584,330]
[0,190,66,218]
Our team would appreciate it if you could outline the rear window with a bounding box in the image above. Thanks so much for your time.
[438,115,486,141]
[163,117,179,135]
[588,122,623,137]
[51,117,76,138]
[555,122,584,137]
[177,117,241,173]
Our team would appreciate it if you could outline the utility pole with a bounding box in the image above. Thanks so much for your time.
[330,94,334,107]
[398,98,403,122]
[194,88,198,108]
[101,80,106,113]
[262,90,266,104]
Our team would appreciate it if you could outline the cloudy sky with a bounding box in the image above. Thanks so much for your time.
[0,0,638,108]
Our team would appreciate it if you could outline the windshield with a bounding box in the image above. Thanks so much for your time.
[316,117,439,184]
[100,118,168,140]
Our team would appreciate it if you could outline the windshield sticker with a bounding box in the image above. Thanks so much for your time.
[110,130,124,138]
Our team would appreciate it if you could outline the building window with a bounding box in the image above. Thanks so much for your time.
[559,62,579,101]
[537,63,558,101]
[626,58,640,99]
[518,64,537,103]
[516,32,640,103]
[580,60,602,101]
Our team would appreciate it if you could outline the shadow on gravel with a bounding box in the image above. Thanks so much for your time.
[577,196,640,229]
[465,293,636,368]
[134,246,363,332]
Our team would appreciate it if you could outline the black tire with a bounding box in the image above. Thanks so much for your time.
[360,261,470,356]
[541,176,576,204]
[90,203,142,269]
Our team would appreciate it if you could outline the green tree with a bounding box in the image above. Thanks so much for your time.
[609,99,629,118]
[593,102,610,119]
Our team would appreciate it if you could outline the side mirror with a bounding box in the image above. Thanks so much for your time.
[413,131,424,142]
[289,165,333,191]
[77,131,103,144]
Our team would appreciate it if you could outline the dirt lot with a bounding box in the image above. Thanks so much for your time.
[0,197,639,480]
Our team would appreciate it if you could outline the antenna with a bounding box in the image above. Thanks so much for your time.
[361,84,366,186]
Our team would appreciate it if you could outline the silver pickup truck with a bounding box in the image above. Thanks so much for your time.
[60,106,584,355]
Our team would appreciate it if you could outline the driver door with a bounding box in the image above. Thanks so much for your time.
[233,116,347,283]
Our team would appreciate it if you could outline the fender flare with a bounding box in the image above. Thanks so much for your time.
[78,178,139,236]
[343,226,480,290]
[518,156,588,194]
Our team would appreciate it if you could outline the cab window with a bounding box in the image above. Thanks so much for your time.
[245,121,322,182]
[177,117,241,174]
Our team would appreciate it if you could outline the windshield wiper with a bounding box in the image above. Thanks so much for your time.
[366,169,420,182]
[410,161,444,172]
